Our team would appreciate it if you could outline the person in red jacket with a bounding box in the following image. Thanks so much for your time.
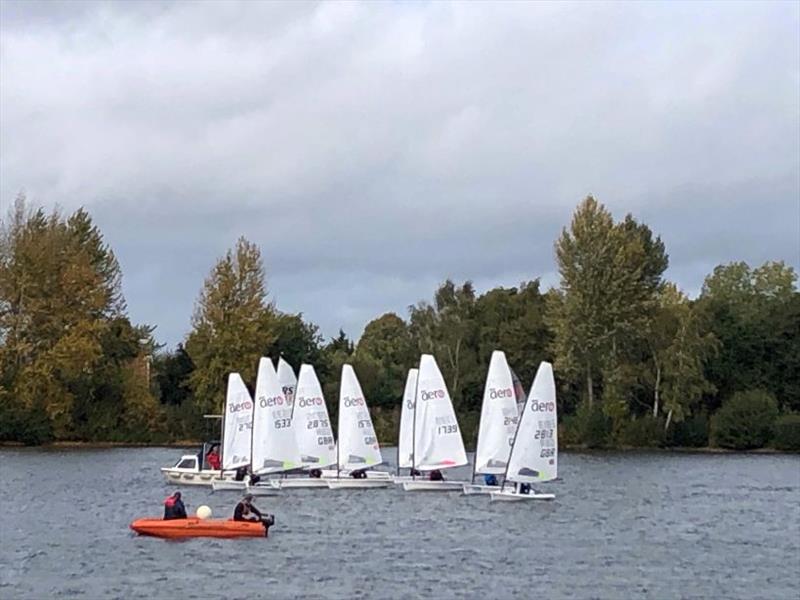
[163,491,187,520]
[206,446,221,470]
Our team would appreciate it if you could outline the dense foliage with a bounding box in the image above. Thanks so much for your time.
[1,195,797,450]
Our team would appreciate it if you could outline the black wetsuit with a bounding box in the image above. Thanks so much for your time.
[233,501,262,522]
[163,498,187,520]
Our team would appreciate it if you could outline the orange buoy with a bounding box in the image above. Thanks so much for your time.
[130,518,268,539]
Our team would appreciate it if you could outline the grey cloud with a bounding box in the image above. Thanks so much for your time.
[1,1,798,345]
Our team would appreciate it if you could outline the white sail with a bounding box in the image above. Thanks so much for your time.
[506,361,558,483]
[398,368,418,469]
[277,357,297,407]
[252,357,302,474]
[475,351,519,474]
[510,367,527,417]
[291,364,336,468]
[337,364,382,471]
[413,354,468,471]
[222,373,253,471]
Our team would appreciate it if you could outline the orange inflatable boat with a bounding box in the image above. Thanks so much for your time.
[130,518,269,539]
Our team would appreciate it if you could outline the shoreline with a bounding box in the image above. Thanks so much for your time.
[0,440,795,454]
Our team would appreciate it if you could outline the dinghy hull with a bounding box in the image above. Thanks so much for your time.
[489,490,555,501]
[276,477,331,489]
[402,480,466,492]
[462,484,498,495]
[326,478,392,489]
[130,518,268,538]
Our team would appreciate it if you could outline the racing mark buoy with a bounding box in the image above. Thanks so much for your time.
[196,505,212,520]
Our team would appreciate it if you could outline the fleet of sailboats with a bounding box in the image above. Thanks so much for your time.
[164,350,558,502]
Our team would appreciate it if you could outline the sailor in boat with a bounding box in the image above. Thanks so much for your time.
[234,466,249,481]
[308,468,323,479]
[163,491,187,520]
[429,469,444,481]
[233,494,275,529]
[349,469,367,479]
[483,474,499,486]
[517,482,531,495]
[206,445,221,470]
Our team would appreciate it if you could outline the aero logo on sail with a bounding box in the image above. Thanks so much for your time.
[420,390,445,401]
[229,400,253,413]
[529,398,556,412]
[259,395,284,407]
[489,387,513,399]
[343,396,365,407]
[298,397,323,407]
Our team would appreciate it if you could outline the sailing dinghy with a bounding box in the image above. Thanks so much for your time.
[327,365,390,489]
[402,354,468,492]
[275,364,337,489]
[490,361,557,502]
[463,351,519,495]
[211,373,256,492]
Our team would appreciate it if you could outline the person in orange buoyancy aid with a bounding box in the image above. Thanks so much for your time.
[163,491,187,520]
[206,447,221,470]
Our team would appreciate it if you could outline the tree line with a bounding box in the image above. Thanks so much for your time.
[1,194,798,450]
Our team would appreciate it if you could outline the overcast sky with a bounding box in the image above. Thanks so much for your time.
[1,1,798,347]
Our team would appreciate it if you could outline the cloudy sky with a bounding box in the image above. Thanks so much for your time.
[1,1,798,347]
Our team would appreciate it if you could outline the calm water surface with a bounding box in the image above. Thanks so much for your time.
[0,448,798,599]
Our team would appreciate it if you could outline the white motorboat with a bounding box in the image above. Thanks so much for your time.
[160,454,234,487]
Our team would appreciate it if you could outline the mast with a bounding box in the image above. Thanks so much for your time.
[337,372,342,479]
[410,362,420,480]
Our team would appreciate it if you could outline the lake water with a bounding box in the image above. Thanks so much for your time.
[0,448,798,599]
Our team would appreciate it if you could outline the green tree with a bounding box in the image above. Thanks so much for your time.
[549,196,668,417]
[186,237,276,415]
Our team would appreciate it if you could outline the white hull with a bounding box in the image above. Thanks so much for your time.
[326,478,392,489]
[402,480,466,492]
[320,469,391,480]
[211,479,248,492]
[489,489,555,502]
[161,468,234,487]
[462,484,499,495]
[276,477,331,489]
[247,481,281,496]
[391,475,414,484]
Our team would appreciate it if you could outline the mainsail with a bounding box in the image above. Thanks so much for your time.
[397,368,418,469]
[474,351,519,474]
[413,354,468,471]
[291,364,336,468]
[506,361,558,483]
[337,364,382,471]
[222,373,253,471]
[251,357,301,474]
